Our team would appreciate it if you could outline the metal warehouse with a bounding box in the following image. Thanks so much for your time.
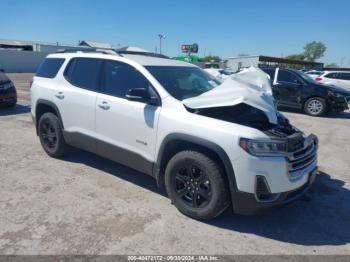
[225,55,324,71]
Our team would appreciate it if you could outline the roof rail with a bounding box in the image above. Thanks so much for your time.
[116,50,169,59]
[55,48,119,56]
[55,48,170,59]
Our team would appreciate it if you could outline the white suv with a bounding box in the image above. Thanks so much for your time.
[31,50,318,220]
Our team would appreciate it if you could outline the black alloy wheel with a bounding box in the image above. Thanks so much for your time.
[174,165,212,208]
[40,119,58,150]
[38,112,67,157]
[165,150,230,221]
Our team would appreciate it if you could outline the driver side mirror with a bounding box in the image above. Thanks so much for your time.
[126,88,159,106]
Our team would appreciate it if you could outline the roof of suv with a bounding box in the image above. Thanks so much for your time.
[48,51,196,68]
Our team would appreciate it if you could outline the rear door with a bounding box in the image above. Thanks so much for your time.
[95,59,161,175]
[273,69,303,108]
[55,57,103,152]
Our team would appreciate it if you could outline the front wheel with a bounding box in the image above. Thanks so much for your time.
[304,97,327,116]
[164,150,230,221]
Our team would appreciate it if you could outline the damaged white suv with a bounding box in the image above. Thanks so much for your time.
[31,50,318,220]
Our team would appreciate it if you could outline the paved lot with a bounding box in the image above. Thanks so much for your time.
[1,74,350,255]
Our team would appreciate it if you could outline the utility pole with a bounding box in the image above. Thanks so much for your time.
[158,34,166,54]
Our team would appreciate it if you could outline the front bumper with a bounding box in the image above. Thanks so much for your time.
[328,96,349,112]
[232,167,318,215]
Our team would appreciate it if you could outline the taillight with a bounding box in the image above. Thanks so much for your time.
[30,79,33,88]
[315,77,322,81]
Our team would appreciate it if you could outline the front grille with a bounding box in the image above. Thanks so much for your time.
[286,135,318,180]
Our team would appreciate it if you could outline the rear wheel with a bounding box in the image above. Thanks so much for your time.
[304,97,327,116]
[164,150,230,221]
[38,112,67,157]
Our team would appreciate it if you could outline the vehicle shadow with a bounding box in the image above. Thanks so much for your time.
[280,107,350,119]
[61,147,166,197]
[0,104,31,116]
[208,171,350,246]
[61,149,350,246]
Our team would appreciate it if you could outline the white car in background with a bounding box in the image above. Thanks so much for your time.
[315,71,350,91]
[306,70,324,79]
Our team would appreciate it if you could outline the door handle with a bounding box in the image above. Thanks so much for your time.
[98,101,110,110]
[55,92,64,99]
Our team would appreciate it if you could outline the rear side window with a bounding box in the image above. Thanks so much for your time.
[36,58,65,78]
[338,73,350,80]
[324,73,338,79]
[64,58,103,91]
[101,60,150,98]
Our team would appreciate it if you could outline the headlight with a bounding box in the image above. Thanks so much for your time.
[0,82,13,90]
[239,137,287,156]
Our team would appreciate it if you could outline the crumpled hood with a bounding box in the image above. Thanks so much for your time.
[183,67,278,124]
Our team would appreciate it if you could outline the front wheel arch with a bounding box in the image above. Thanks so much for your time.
[154,134,239,208]
[303,96,328,116]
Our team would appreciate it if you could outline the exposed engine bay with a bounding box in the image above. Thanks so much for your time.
[187,104,300,136]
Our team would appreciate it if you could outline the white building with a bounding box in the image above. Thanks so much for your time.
[0,39,112,72]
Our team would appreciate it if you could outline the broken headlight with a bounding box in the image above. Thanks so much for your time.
[239,138,286,156]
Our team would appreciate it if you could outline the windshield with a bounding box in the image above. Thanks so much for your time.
[146,66,222,100]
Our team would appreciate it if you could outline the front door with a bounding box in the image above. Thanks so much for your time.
[273,69,303,108]
[95,59,161,175]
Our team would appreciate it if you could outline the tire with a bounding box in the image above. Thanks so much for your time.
[304,97,327,116]
[164,150,230,221]
[38,112,67,158]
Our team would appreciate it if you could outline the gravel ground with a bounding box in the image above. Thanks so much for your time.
[0,73,349,255]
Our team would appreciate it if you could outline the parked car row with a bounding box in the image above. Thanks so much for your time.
[262,68,350,116]
[205,66,350,116]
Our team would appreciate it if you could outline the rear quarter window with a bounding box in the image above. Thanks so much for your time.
[36,58,65,78]
[64,57,103,91]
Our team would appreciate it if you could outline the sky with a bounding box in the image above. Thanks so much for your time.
[1,0,349,66]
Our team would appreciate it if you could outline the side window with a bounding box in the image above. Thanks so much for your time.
[36,58,65,78]
[101,60,150,98]
[278,70,298,83]
[64,58,103,91]
[324,73,338,79]
[338,73,350,80]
